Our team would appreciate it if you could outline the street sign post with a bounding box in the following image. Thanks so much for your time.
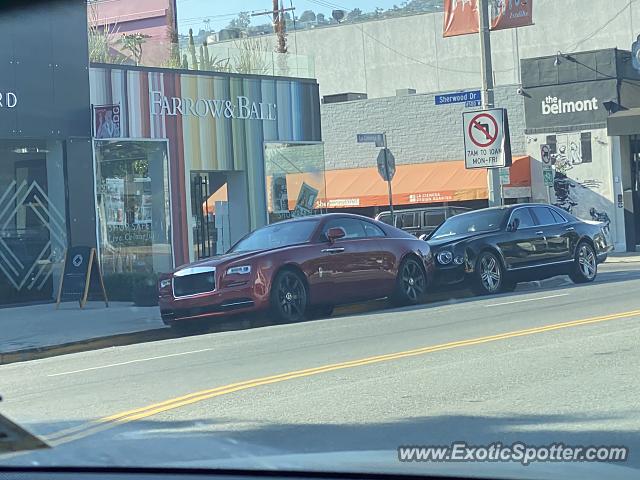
[357,132,395,220]
[356,133,385,147]
[543,167,554,204]
[376,148,396,182]
[462,108,512,169]
[376,147,395,220]
[435,90,482,107]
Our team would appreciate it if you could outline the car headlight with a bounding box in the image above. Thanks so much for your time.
[454,256,464,265]
[159,278,172,289]
[226,265,251,275]
[437,251,453,265]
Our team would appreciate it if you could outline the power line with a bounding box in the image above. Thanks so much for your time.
[303,0,512,75]
[566,0,639,52]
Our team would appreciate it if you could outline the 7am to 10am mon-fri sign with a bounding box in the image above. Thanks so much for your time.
[463,108,512,169]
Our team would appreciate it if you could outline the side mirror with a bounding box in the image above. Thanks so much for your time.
[326,227,346,243]
[508,218,520,232]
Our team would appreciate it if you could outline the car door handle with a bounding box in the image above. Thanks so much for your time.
[566,227,575,232]
[535,231,544,235]
[321,247,345,254]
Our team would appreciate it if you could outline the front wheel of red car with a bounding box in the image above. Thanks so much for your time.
[392,256,427,306]
[270,269,308,323]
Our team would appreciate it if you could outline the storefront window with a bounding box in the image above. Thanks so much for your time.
[0,140,67,305]
[264,143,327,224]
[94,140,172,274]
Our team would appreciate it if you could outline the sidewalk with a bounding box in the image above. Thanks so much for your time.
[606,252,640,263]
[0,302,168,363]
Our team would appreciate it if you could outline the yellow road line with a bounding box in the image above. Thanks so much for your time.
[45,307,640,447]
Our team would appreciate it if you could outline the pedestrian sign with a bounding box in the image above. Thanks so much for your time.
[543,167,554,187]
[463,108,512,169]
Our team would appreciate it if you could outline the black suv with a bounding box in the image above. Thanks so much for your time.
[376,206,471,238]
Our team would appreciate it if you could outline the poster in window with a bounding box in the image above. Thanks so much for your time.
[105,178,125,226]
[271,175,290,214]
[292,182,319,217]
[94,105,121,138]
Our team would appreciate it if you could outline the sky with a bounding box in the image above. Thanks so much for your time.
[176,0,402,34]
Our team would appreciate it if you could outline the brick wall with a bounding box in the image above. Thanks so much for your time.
[320,85,526,171]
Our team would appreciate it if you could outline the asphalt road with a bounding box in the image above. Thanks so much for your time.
[1,262,640,478]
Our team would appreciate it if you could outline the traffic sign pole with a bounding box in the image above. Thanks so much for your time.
[383,134,394,223]
[479,0,502,207]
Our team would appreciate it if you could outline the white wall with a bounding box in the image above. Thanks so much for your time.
[526,128,624,250]
[226,0,640,98]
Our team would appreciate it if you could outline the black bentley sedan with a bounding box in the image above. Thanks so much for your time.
[426,204,613,295]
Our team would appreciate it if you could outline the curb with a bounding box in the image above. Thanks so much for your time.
[605,258,640,264]
[0,328,172,366]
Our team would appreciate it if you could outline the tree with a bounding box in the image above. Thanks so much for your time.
[346,8,363,22]
[119,32,151,66]
[316,13,326,23]
[188,28,198,69]
[299,10,316,22]
[164,0,181,68]
[227,11,251,30]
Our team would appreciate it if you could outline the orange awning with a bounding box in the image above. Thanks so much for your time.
[216,156,531,215]
[315,156,530,208]
[204,184,228,214]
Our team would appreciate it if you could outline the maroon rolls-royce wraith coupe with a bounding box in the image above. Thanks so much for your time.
[158,213,434,328]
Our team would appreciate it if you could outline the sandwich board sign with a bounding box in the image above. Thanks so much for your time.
[463,108,512,169]
[56,246,108,309]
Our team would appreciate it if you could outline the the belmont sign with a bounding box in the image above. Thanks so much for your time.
[150,91,277,120]
[0,91,18,108]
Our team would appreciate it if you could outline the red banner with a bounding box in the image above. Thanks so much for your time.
[443,0,533,38]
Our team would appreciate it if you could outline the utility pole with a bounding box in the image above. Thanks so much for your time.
[251,1,295,54]
[478,0,501,207]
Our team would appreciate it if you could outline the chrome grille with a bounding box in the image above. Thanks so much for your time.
[172,266,215,297]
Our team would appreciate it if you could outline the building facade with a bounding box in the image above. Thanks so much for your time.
[317,84,531,215]
[0,0,93,306]
[89,65,323,274]
[219,0,640,99]
[522,49,640,252]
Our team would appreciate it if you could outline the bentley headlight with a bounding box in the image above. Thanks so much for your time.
[437,251,453,265]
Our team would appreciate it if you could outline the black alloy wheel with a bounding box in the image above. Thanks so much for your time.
[569,241,597,284]
[392,257,427,306]
[270,270,308,322]
[472,251,504,295]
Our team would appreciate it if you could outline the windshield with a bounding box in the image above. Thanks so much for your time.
[2,1,639,480]
[229,220,318,253]
[432,209,506,238]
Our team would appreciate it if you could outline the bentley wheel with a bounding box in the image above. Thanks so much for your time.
[472,251,504,295]
[270,270,308,323]
[569,241,597,284]
[392,257,427,306]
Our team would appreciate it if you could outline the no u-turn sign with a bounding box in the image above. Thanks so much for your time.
[463,108,512,169]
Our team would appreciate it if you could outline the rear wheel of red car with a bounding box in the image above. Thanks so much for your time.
[392,257,427,306]
[270,269,308,323]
